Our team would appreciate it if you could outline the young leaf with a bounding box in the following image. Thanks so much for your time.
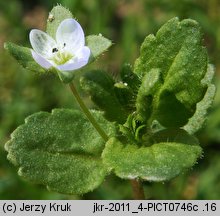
[102,129,202,181]
[80,70,128,123]
[134,18,210,128]
[4,42,47,73]
[5,109,115,195]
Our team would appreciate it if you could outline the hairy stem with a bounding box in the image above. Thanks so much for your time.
[131,179,145,200]
[69,82,108,142]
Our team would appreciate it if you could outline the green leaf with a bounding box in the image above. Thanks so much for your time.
[46,5,73,38]
[134,17,209,128]
[5,109,115,195]
[4,42,47,73]
[184,64,216,134]
[80,70,128,123]
[114,64,140,113]
[114,82,134,113]
[86,35,112,62]
[120,64,140,91]
[120,64,140,90]
[102,129,202,181]
[149,128,199,145]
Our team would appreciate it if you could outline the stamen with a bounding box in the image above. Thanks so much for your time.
[50,50,74,65]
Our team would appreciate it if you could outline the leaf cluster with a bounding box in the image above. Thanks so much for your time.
[4,6,215,195]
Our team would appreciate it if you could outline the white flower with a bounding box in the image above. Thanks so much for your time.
[29,18,90,71]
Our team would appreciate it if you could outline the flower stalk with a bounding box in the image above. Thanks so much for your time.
[69,82,108,142]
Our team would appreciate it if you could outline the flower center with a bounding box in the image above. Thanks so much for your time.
[50,45,74,65]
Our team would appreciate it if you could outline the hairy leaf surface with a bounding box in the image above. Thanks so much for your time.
[4,42,47,73]
[102,129,202,181]
[5,109,115,194]
[134,18,210,128]
[80,70,128,123]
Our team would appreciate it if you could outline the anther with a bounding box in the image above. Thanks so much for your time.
[52,48,58,53]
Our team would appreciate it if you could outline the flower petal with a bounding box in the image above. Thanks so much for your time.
[31,50,53,69]
[56,18,85,54]
[30,29,57,58]
[56,47,90,71]
[76,46,91,59]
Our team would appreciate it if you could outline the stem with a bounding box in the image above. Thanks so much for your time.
[69,82,108,142]
[131,179,145,200]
